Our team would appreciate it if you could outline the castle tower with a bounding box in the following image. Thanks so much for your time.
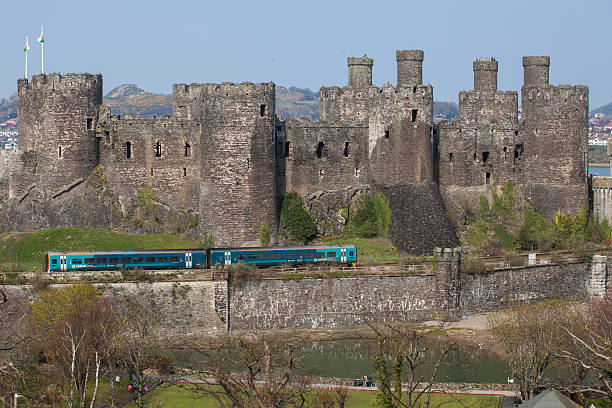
[347,56,373,88]
[199,82,278,246]
[521,56,588,216]
[522,56,550,87]
[473,60,498,91]
[396,50,423,87]
[17,73,103,192]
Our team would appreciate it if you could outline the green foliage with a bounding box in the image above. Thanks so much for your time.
[203,233,215,249]
[347,193,391,239]
[478,196,491,218]
[137,186,155,214]
[517,206,550,250]
[259,222,271,247]
[280,192,317,244]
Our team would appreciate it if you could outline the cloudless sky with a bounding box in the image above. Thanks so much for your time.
[1,0,610,108]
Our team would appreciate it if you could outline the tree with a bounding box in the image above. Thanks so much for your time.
[488,301,570,400]
[179,333,313,408]
[280,193,317,244]
[559,295,612,398]
[369,323,455,408]
[30,283,121,408]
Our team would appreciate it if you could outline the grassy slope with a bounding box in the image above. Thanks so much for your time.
[0,227,202,271]
[321,236,399,264]
[133,384,501,408]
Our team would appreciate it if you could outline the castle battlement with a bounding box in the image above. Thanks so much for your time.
[18,73,102,93]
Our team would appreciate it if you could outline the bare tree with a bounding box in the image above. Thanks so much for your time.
[369,323,455,408]
[488,301,571,400]
[178,333,312,408]
[559,295,612,398]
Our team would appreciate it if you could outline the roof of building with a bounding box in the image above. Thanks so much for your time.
[518,390,580,408]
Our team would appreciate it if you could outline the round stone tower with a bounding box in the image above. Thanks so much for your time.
[396,50,423,87]
[347,56,373,88]
[473,59,498,91]
[17,73,103,192]
[199,82,278,246]
[522,56,550,87]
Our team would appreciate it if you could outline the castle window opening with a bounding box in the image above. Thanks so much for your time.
[247,158,251,171]
[449,153,453,164]
[104,131,109,137]
[86,117,93,130]
[482,151,489,163]
[125,141,132,159]
[485,172,491,184]
[155,141,162,158]
[411,109,418,122]
[183,168,187,177]
[284,141,290,158]
[58,145,62,159]
[260,104,266,117]
[514,130,518,137]
[184,142,191,157]
[384,130,390,139]
[514,144,524,165]
[316,142,326,159]
[151,167,154,176]
[413,86,417,93]
[319,169,324,178]
[344,141,350,158]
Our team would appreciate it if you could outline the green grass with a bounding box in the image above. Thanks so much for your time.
[0,227,203,271]
[131,384,502,408]
[321,237,399,264]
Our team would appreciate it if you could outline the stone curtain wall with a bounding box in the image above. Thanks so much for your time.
[229,275,440,330]
[460,263,590,315]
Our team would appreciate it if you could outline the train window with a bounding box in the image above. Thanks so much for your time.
[237,255,246,261]
[85,258,95,264]
[158,256,168,262]
[95,258,107,264]
[51,259,58,264]
[121,257,131,263]
[349,251,354,257]
[305,252,314,258]
[248,255,258,260]
[326,252,336,257]
[271,254,280,260]
[260,254,269,260]
[295,253,302,258]
[71,259,82,264]
[145,257,156,263]
[109,257,119,263]
[316,253,325,258]
[281,253,288,259]
[170,256,180,262]
[133,257,143,263]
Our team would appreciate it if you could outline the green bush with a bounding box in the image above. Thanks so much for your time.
[259,222,270,247]
[347,192,391,238]
[203,233,215,249]
[137,186,155,215]
[517,206,549,250]
[280,192,317,244]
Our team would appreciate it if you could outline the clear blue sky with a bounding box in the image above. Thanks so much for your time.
[2,0,610,108]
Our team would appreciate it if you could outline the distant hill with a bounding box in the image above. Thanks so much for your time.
[433,101,458,121]
[591,102,612,116]
[0,83,461,126]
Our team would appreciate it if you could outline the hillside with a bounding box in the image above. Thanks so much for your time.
[0,84,461,126]
[592,102,612,116]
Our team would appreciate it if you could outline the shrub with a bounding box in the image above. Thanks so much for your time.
[347,192,391,238]
[203,233,215,249]
[259,222,270,247]
[503,251,525,267]
[461,256,494,274]
[144,354,174,375]
[229,263,259,287]
[280,192,317,244]
[137,186,155,215]
[517,206,549,250]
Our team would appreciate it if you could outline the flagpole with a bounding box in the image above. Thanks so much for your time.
[25,36,28,79]
[40,26,44,74]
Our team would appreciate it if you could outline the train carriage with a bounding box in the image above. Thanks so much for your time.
[47,249,207,272]
[208,245,357,267]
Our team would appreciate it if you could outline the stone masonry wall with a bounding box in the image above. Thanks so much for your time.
[460,262,590,315]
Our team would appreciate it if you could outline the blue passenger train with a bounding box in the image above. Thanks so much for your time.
[47,245,357,272]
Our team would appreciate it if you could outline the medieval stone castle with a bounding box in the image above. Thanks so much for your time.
[0,50,588,253]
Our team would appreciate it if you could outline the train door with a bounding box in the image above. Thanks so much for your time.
[224,252,232,266]
[340,248,347,263]
[185,252,193,268]
[60,255,67,271]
